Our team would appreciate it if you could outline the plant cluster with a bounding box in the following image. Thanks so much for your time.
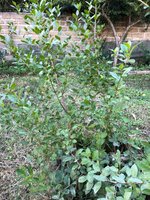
[0,0,150,199]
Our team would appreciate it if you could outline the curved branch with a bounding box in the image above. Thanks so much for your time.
[120,20,141,43]
[102,4,119,47]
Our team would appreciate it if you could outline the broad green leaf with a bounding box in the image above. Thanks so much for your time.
[94,175,107,182]
[141,183,150,195]
[109,72,120,82]
[113,47,119,54]
[85,148,91,158]
[116,197,123,200]
[62,156,72,163]
[93,181,102,194]
[87,172,94,183]
[128,59,135,64]
[7,95,17,103]
[112,174,125,184]
[121,44,128,52]
[124,189,132,200]
[55,35,61,40]
[85,181,93,194]
[106,186,116,199]
[128,177,143,184]
[32,27,42,34]
[109,166,118,173]
[92,150,99,161]
[81,158,91,165]
[10,82,16,90]
[58,26,62,32]
[102,166,111,176]
[70,187,76,196]
[93,162,100,172]
[125,41,132,49]
[139,172,150,181]
[78,176,87,183]
[75,2,82,11]
[131,164,138,177]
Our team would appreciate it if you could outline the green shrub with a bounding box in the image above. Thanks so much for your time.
[0,1,150,199]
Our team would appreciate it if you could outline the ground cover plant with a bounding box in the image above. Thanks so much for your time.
[0,0,150,199]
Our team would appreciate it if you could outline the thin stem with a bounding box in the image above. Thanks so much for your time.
[49,78,70,116]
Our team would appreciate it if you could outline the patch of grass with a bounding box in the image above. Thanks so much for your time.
[0,61,39,76]
[125,74,150,138]
[133,64,150,71]
[126,74,150,90]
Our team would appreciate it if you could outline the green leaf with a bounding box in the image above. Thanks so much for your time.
[131,164,138,177]
[93,181,101,194]
[58,26,62,32]
[128,177,143,184]
[112,174,125,184]
[92,150,99,161]
[102,166,111,176]
[10,82,16,90]
[113,47,119,54]
[32,26,42,34]
[93,162,100,172]
[85,148,91,158]
[141,183,150,195]
[70,187,76,196]
[75,2,82,11]
[124,41,132,50]
[55,35,61,40]
[116,197,123,200]
[94,175,107,182]
[85,181,93,194]
[81,158,91,165]
[106,186,116,199]
[109,72,120,82]
[109,166,118,173]
[87,172,94,183]
[124,189,132,200]
[128,59,135,64]
[62,156,72,163]
[7,95,17,103]
[123,67,132,76]
[140,172,150,181]
[78,176,87,183]
[121,44,128,52]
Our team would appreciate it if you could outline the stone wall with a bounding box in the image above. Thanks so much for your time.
[0,12,150,59]
[0,12,80,48]
[0,12,150,45]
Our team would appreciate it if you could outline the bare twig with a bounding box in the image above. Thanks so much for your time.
[120,20,141,43]
[102,4,119,47]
